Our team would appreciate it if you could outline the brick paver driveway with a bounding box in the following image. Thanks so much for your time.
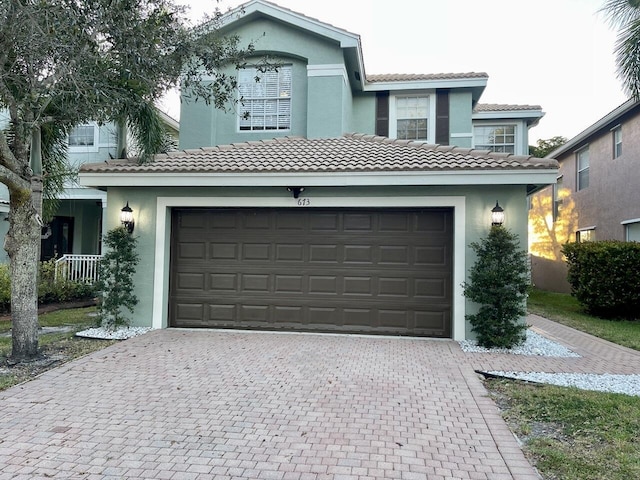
[0,330,539,479]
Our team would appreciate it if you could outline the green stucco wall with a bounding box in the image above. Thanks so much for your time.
[104,184,529,339]
[449,90,473,148]
[53,200,103,255]
[180,16,351,149]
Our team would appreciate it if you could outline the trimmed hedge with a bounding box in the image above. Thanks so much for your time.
[0,260,97,314]
[562,241,640,320]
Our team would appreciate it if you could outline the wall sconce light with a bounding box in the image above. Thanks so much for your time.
[287,187,305,199]
[120,202,135,233]
[491,201,505,227]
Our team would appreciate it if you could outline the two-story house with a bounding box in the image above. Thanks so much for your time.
[78,0,557,340]
[0,112,178,268]
[529,98,640,292]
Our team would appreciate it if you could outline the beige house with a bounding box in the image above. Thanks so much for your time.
[529,99,640,292]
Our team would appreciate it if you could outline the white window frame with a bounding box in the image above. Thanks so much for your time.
[612,125,622,159]
[622,218,640,242]
[388,93,435,143]
[576,146,589,191]
[576,226,595,242]
[473,123,519,154]
[68,123,99,153]
[237,65,292,132]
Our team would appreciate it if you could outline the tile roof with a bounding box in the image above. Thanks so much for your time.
[367,72,489,83]
[79,134,557,175]
[474,103,542,112]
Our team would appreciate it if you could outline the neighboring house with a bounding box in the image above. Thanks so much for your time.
[0,111,178,266]
[78,0,557,340]
[529,98,640,293]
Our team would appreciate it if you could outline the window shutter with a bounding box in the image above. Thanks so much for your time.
[435,89,449,145]
[376,91,389,137]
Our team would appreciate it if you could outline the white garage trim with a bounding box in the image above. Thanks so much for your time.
[153,195,467,340]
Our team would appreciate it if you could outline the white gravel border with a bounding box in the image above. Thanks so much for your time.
[76,326,152,340]
[461,329,640,396]
[459,329,580,358]
[486,371,640,397]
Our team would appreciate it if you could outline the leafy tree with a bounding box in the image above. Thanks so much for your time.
[601,0,640,99]
[0,0,255,361]
[96,227,139,329]
[529,136,567,158]
[463,226,530,348]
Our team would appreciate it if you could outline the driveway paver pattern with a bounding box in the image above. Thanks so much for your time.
[4,313,639,479]
[0,328,540,479]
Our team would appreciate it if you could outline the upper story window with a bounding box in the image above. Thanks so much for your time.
[473,125,516,153]
[612,125,622,159]
[68,124,99,152]
[394,96,429,140]
[576,147,589,191]
[238,66,291,131]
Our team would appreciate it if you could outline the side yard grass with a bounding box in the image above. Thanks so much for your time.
[527,288,640,351]
[0,307,117,390]
[483,288,640,480]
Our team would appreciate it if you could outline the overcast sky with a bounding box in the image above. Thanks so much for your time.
[163,0,629,145]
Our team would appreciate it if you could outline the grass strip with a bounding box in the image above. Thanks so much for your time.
[486,378,640,480]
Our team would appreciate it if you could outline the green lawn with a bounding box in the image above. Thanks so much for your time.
[528,288,640,351]
[482,288,640,480]
[0,307,117,390]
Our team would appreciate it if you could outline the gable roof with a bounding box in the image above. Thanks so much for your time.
[78,134,557,192]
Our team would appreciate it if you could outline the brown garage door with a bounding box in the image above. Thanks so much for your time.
[169,208,453,337]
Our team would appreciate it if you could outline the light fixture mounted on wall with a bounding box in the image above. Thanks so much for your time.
[120,202,135,233]
[287,187,305,199]
[491,201,505,227]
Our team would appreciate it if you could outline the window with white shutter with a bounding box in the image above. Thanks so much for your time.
[238,66,291,131]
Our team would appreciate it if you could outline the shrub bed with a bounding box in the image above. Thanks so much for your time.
[562,241,640,320]
[0,260,97,314]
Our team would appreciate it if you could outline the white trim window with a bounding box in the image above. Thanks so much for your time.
[393,96,429,141]
[577,147,589,191]
[238,66,292,131]
[473,125,516,153]
[623,219,640,242]
[576,227,595,242]
[613,125,622,159]
[68,124,99,152]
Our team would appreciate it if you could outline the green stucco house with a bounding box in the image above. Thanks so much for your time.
[79,0,558,340]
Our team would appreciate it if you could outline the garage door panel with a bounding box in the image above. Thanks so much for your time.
[170,208,453,337]
[276,244,304,261]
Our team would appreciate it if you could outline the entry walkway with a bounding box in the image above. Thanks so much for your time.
[1,315,637,479]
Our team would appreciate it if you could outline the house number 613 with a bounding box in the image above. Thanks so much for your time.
[297,198,311,206]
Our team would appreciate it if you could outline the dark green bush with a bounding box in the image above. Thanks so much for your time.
[96,227,139,329]
[0,259,97,314]
[562,241,640,320]
[463,226,530,348]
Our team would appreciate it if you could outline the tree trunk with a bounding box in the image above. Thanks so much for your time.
[6,179,41,361]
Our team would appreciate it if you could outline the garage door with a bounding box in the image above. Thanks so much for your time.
[169,208,453,337]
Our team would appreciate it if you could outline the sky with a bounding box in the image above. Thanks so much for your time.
[162,0,629,145]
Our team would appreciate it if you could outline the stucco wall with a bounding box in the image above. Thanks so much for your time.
[180,17,350,149]
[103,184,528,341]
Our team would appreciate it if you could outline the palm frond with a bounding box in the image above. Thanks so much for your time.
[126,102,165,164]
[40,122,76,222]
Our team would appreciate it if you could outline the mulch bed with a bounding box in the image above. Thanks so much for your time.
[0,299,97,322]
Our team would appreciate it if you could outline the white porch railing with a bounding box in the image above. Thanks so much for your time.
[54,254,102,284]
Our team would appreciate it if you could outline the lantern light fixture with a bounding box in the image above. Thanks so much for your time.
[491,201,505,227]
[120,202,135,233]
